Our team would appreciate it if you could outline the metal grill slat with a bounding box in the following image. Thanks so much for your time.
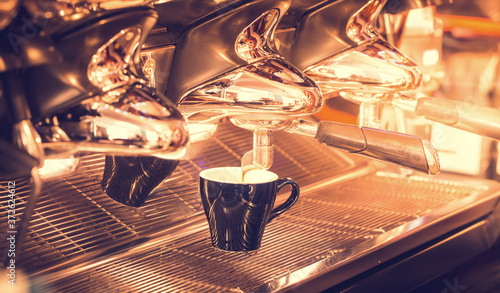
[0,123,495,292]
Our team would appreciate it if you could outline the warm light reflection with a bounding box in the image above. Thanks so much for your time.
[88,27,142,92]
[306,39,421,96]
[38,157,80,181]
[0,0,19,31]
[422,49,440,66]
[235,9,279,62]
[105,120,142,140]
[25,47,43,63]
[187,123,217,143]
[397,6,443,92]
[178,9,321,168]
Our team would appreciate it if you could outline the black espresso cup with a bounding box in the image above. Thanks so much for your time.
[199,167,300,251]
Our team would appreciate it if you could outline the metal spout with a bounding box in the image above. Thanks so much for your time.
[252,130,274,169]
[241,130,275,173]
[178,55,321,169]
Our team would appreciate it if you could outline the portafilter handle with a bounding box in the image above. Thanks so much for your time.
[286,119,440,175]
[392,96,500,141]
[415,98,500,141]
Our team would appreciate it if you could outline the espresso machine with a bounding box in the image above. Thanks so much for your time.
[1,0,500,292]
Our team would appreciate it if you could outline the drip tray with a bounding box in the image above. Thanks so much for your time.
[1,123,500,292]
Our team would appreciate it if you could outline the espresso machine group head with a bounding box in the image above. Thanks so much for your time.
[276,0,500,143]
[1,0,191,179]
[0,0,190,246]
[275,0,422,129]
[168,0,322,170]
[165,0,439,175]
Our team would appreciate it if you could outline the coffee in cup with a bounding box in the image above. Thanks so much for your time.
[199,167,299,251]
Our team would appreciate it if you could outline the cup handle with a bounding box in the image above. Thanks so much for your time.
[268,178,300,222]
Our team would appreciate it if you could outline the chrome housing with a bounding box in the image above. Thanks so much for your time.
[305,38,422,98]
[177,9,322,169]
[39,86,189,160]
[305,0,422,100]
[88,26,143,92]
[302,0,422,129]
[0,0,19,31]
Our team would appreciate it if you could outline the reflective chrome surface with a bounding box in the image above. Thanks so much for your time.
[40,86,189,160]
[305,38,422,97]
[382,6,500,144]
[38,157,80,180]
[141,52,157,88]
[174,4,438,173]
[262,171,500,292]
[0,0,19,31]
[1,0,498,292]
[179,55,321,169]
[391,95,500,141]
[13,120,45,164]
[304,0,422,95]
[286,119,440,175]
[179,57,322,124]
[302,0,422,129]
[241,130,274,172]
[178,10,322,170]
[6,123,499,292]
[347,0,387,43]
[236,9,280,62]
[88,27,143,92]
[394,6,445,93]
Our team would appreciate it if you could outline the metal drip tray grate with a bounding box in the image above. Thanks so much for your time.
[0,123,358,272]
[39,171,494,293]
[0,123,498,292]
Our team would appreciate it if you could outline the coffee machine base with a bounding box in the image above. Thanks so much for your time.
[2,123,500,292]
